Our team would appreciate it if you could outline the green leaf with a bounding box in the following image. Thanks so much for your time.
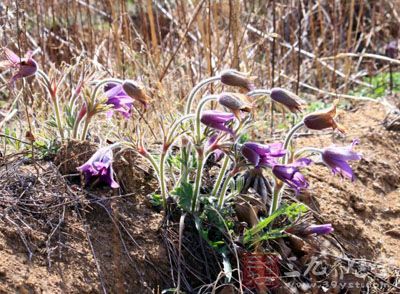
[243,203,308,245]
[171,182,193,212]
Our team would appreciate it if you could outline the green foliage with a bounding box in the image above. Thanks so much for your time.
[171,182,193,212]
[33,139,60,160]
[149,193,163,208]
[351,72,400,98]
[243,203,308,248]
[3,128,21,151]
[306,100,327,112]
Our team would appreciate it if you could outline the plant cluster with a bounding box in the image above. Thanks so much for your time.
[1,47,363,290]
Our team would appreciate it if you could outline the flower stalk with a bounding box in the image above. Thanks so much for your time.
[185,76,220,115]
[36,69,64,139]
[211,155,230,197]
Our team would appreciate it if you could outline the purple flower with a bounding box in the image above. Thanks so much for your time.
[304,224,334,235]
[0,48,38,83]
[272,158,312,194]
[241,142,286,168]
[77,146,119,188]
[205,134,224,162]
[321,139,362,181]
[104,83,134,118]
[200,110,235,136]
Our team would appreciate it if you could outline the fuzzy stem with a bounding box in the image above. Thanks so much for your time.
[191,148,205,213]
[195,95,219,143]
[91,78,123,102]
[80,114,92,140]
[211,155,230,197]
[166,114,195,144]
[159,151,168,208]
[72,115,82,139]
[184,76,220,115]
[282,121,304,164]
[36,69,64,139]
[247,89,272,97]
[294,147,322,158]
[269,182,282,215]
[217,173,233,209]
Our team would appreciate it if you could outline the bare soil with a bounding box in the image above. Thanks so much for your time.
[297,102,400,268]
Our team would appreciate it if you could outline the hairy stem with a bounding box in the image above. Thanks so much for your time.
[195,95,219,143]
[185,76,220,115]
[282,121,304,164]
[217,173,233,209]
[36,69,64,139]
[191,148,205,213]
[211,155,230,196]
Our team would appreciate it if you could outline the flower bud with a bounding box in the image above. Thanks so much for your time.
[304,224,334,235]
[220,69,255,92]
[218,92,252,118]
[270,88,305,113]
[122,80,150,109]
[303,100,345,133]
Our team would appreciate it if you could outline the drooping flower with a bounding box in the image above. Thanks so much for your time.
[304,224,334,235]
[270,88,305,113]
[272,158,312,194]
[220,69,256,92]
[321,139,362,181]
[200,110,235,136]
[241,142,286,168]
[104,83,134,118]
[0,48,38,83]
[303,100,345,133]
[77,146,119,188]
[122,80,150,109]
[385,41,398,59]
[218,92,252,118]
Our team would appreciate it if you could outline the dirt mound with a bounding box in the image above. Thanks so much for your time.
[297,102,400,267]
[0,158,169,293]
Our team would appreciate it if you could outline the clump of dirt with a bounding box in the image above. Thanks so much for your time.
[113,149,157,196]
[0,155,170,293]
[54,139,98,176]
[55,140,157,198]
[296,102,400,267]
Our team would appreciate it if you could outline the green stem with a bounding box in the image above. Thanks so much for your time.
[36,69,64,139]
[159,151,168,208]
[72,115,82,139]
[91,78,123,102]
[191,149,205,213]
[211,155,230,196]
[166,114,195,144]
[184,76,220,115]
[282,121,304,164]
[80,114,91,140]
[293,147,322,158]
[217,173,233,209]
[195,95,219,143]
[53,95,64,139]
[269,183,282,215]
